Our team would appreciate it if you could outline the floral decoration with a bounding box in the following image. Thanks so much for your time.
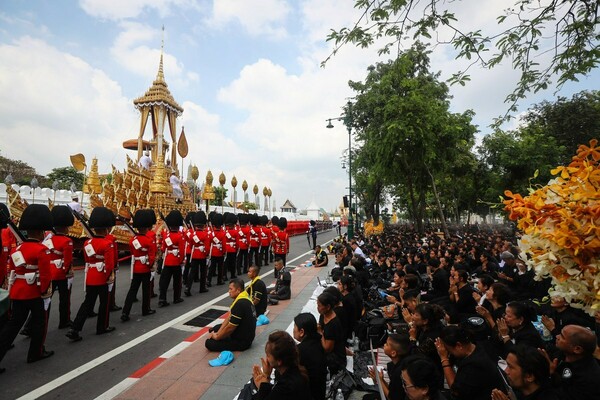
[503,139,600,314]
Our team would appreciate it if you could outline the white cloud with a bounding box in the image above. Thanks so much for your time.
[110,22,198,85]
[79,0,200,21]
[0,36,135,175]
[207,0,290,39]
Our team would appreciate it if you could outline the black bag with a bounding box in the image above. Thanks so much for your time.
[327,369,356,400]
[238,379,258,400]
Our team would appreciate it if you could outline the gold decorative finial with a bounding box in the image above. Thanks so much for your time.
[219,172,226,186]
[242,180,248,192]
[253,184,258,195]
[263,186,268,196]
[231,176,237,188]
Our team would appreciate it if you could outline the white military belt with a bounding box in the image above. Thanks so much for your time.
[86,262,105,271]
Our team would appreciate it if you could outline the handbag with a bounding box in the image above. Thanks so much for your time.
[327,369,356,400]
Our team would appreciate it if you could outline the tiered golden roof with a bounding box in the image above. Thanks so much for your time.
[133,54,183,115]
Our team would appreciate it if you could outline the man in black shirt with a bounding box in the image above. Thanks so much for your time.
[246,265,267,316]
[314,245,328,268]
[369,333,411,400]
[268,258,291,304]
[205,278,256,352]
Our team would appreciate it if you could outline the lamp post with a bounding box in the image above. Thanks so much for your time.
[30,177,39,204]
[326,101,354,240]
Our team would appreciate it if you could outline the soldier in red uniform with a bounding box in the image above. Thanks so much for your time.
[66,207,116,341]
[0,204,54,369]
[236,213,250,276]
[121,209,157,321]
[258,215,271,268]
[223,213,239,279]
[45,205,75,329]
[208,213,226,286]
[248,213,261,268]
[105,228,122,312]
[273,217,290,268]
[269,216,280,264]
[187,211,209,294]
[158,210,185,307]
[0,203,17,289]
[182,212,195,284]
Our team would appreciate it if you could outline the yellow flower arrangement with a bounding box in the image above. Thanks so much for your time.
[503,139,600,314]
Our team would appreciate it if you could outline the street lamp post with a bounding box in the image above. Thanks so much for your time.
[326,101,354,240]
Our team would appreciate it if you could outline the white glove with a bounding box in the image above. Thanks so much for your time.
[67,277,74,290]
[108,283,114,292]
[151,271,156,280]
[43,297,51,311]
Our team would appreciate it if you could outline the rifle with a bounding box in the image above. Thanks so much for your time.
[0,208,25,244]
[306,230,311,250]
[70,208,99,238]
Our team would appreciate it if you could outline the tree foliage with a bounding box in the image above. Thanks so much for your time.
[325,0,600,122]
[46,166,85,190]
[0,152,40,185]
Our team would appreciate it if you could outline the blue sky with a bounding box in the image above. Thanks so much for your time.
[1,0,598,214]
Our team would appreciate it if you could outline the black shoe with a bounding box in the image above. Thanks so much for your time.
[150,293,158,298]
[120,314,130,322]
[66,330,82,342]
[58,320,73,329]
[28,350,54,363]
[97,326,116,335]
[142,309,156,316]
[199,288,209,293]
[87,311,98,318]
[158,301,170,308]
[184,291,192,297]
[207,282,212,287]
[173,298,184,304]
[110,305,123,312]
[20,328,31,337]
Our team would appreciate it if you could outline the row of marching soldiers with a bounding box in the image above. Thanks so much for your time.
[0,202,289,373]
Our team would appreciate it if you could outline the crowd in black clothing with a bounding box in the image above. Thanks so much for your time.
[311,225,600,400]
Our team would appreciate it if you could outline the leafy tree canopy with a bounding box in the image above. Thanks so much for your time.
[325,0,600,123]
[46,166,84,190]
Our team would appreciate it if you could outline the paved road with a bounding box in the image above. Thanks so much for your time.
[2,228,339,400]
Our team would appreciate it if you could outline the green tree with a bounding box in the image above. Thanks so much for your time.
[325,0,600,122]
[348,44,477,234]
[210,186,229,206]
[45,167,84,190]
[0,152,39,185]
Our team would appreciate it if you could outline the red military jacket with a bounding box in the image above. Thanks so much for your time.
[105,233,119,271]
[129,233,156,274]
[237,224,250,250]
[1,228,17,284]
[273,230,289,255]
[43,233,73,281]
[162,230,185,266]
[7,240,52,300]
[224,226,238,253]
[189,227,209,260]
[249,225,260,248]
[259,225,271,247]
[84,236,116,286]
[209,226,226,257]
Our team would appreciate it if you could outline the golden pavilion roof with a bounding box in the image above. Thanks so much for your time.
[133,53,183,115]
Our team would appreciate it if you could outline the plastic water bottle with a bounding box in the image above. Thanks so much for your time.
[335,388,344,400]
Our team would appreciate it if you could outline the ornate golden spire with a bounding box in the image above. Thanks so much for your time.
[133,26,183,115]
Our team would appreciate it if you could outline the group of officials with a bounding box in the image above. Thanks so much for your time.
[0,202,290,372]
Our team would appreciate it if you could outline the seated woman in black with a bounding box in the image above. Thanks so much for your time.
[317,292,347,375]
[496,301,543,356]
[409,303,446,365]
[400,354,446,400]
[476,282,511,332]
[338,275,358,342]
[252,330,311,400]
[293,313,326,400]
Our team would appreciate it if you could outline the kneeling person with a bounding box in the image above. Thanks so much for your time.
[205,278,256,352]
[268,258,291,305]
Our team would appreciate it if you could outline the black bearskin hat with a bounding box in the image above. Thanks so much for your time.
[271,215,279,227]
[250,213,259,226]
[185,211,196,225]
[193,210,207,226]
[133,209,155,229]
[260,215,269,226]
[0,203,10,229]
[211,212,224,228]
[19,204,53,231]
[89,207,116,229]
[51,205,75,227]
[165,210,184,228]
[279,217,288,230]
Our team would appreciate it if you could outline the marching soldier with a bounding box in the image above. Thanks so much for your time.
[0,203,17,290]
[0,204,54,368]
[182,211,195,283]
[187,211,209,294]
[208,213,226,286]
[224,213,238,279]
[269,216,280,264]
[105,228,122,312]
[66,207,116,341]
[236,213,250,275]
[121,209,157,321]
[248,213,261,268]
[158,210,185,307]
[258,215,271,268]
[45,205,75,329]
[273,217,290,267]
